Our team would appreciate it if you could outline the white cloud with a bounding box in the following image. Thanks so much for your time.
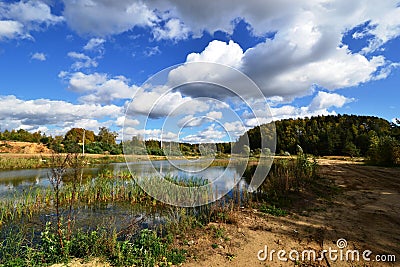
[67,52,98,70]
[308,91,354,111]
[174,33,387,104]
[206,111,222,119]
[123,127,178,141]
[31,52,46,61]
[61,72,139,104]
[223,121,247,140]
[244,91,355,127]
[153,18,190,41]
[0,20,25,39]
[1,1,63,25]
[116,116,140,127]
[186,40,243,69]
[360,4,400,53]
[62,1,158,36]
[144,46,161,57]
[0,1,63,40]
[83,38,106,51]
[128,87,209,118]
[0,95,122,133]
[182,124,226,143]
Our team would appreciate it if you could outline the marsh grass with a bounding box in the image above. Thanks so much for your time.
[0,154,126,171]
[257,153,318,203]
[0,153,321,266]
[0,156,49,170]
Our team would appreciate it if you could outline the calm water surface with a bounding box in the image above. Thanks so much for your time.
[0,160,246,198]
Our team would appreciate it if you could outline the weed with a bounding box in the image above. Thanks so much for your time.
[211,225,226,239]
[259,204,287,217]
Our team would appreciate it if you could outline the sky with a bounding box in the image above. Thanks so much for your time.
[0,0,400,143]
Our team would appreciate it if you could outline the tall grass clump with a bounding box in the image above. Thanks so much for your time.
[258,151,318,203]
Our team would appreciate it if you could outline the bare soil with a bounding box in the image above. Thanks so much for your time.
[0,141,52,154]
[181,159,400,267]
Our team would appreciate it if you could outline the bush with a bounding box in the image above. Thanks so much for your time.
[368,136,400,166]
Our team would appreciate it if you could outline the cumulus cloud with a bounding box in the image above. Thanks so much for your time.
[182,124,226,143]
[128,87,209,118]
[244,91,355,127]
[67,52,98,70]
[206,111,222,119]
[0,95,122,133]
[186,40,243,69]
[175,36,387,103]
[31,52,46,61]
[0,1,63,25]
[308,91,354,111]
[62,1,158,36]
[0,20,25,39]
[60,72,139,104]
[116,116,140,127]
[223,121,247,139]
[0,1,63,40]
[177,112,221,129]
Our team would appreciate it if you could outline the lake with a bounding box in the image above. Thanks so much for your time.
[0,159,247,199]
[0,159,249,235]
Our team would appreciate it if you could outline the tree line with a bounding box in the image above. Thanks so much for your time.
[1,115,399,165]
[0,127,121,155]
[236,114,400,166]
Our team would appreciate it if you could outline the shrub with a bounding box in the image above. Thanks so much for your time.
[368,136,400,166]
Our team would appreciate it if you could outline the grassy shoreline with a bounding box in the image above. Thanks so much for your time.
[0,153,219,170]
[0,153,324,266]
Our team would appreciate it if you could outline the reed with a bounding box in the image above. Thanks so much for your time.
[0,156,48,170]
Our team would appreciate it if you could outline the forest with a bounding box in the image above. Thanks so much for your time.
[236,114,400,166]
[1,114,399,165]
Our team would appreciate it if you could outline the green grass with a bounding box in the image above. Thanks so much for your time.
[0,156,48,170]
[259,204,288,217]
[0,155,126,170]
[0,223,186,267]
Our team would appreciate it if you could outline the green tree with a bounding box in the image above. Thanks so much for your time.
[97,127,117,145]
[64,128,95,144]
[342,141,360,158]
[368,136,400,166]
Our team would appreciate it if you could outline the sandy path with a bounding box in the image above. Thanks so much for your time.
[183,160,400,267]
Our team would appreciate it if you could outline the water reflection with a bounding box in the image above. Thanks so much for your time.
[0,160,246,198]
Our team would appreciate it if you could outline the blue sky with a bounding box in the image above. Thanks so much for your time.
[0,0,399,143]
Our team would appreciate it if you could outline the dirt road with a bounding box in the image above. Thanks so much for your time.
[183,159,400,267]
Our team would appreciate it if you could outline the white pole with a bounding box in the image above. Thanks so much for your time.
[82,129,85,156]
